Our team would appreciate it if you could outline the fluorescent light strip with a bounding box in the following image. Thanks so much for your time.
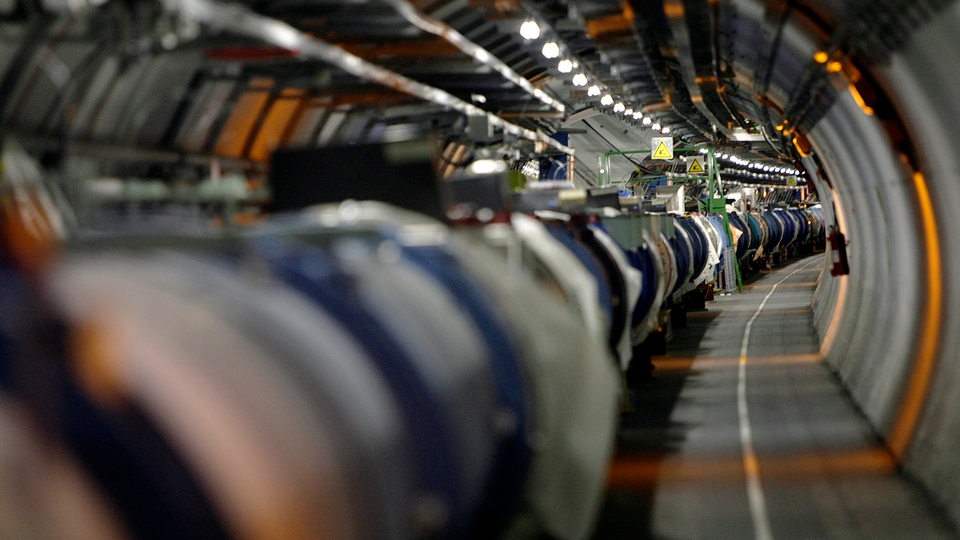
[383,0,564,113]
[166,0,573,155]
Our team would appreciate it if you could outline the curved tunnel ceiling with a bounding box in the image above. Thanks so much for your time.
[1,0,941,180]
[0,0,863,166]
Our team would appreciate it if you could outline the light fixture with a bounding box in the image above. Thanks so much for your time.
[721,153,729,159]
[624,108,633,116]
[587,85,601,96]
[600,94,614,106]
[632,111,643,120]
[642,116,652,125]
[572,73,588,86]
[468,159,508,175]
[849,84,875,116]
[652,122,661,131]
[542,41,560,59]
[662,126,671,134]
[613,102,625,113]
[557,58,573,73]
[520,20,541,40]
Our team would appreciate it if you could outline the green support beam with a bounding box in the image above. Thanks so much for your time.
[598,146,742,292]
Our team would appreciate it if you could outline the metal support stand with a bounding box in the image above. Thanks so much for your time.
[599,146,743,292]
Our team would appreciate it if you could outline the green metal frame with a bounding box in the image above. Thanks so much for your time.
[598,146,742,292]
[597,146,716,188]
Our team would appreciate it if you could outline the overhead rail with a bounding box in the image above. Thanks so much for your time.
[161,0,574,156]
[383,0,566,114]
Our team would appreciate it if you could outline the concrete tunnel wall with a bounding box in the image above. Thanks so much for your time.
[793,3,960,528]
[882,5,960,525]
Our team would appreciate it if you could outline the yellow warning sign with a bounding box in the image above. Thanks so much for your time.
[651,137,673,160]
[687,156,705,174]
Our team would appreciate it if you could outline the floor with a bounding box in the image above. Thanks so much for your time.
[592,255,956,539]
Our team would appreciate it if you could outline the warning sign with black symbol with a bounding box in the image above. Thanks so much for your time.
[651,137,673,160]
[687,156,705,174]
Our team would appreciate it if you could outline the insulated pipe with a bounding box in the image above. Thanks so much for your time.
[160,0,574,155]
[382,0,566,113]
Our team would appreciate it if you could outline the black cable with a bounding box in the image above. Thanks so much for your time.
[582,119,645,170]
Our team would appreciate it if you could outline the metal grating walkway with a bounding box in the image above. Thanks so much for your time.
[593,255,956,539]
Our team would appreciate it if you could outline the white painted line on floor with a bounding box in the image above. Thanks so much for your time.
[738,258,821,540]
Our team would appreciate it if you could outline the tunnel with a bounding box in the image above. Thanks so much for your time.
[1,0,959,538]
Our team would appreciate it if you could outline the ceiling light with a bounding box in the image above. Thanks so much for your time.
[520,20,541,40]
[652,122,661,131]
[662,126,671,134]
[468,159,508,175]
[600,94,614,106]
[642,116,652,125]
[572,73,588,86]
[633,111,642,119]
[721,153,729,159]
[587,85,601,96]
[542,41,560,59]
[557,58,573,73]
[624,108,634,116]
[613,102,625,113]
